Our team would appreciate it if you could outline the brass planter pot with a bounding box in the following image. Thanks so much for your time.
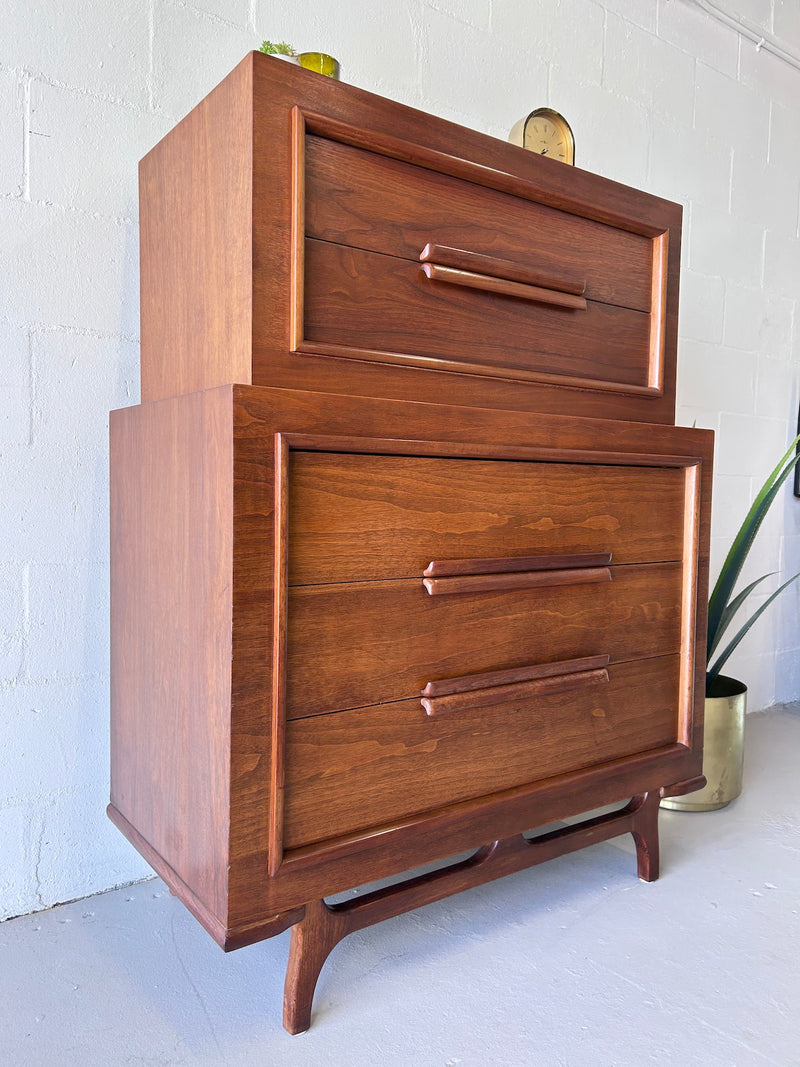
[661,675,746,812]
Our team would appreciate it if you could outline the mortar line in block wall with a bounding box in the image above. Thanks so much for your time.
[148,0,155,112]
[22,72,30,201]
[25,321,140,343]
[25,327,34,448]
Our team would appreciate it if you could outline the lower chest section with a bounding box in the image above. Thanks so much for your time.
[260,445,698,867]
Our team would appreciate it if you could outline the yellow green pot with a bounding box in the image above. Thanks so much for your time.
[298,52,340,78]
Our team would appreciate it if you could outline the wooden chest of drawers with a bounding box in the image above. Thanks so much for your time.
[110,53,713,1034]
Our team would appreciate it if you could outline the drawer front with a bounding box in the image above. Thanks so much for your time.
[304,240,651,389]
[283,655,681,850]
[288,453,686,585]
[305,136,653,313]
[299,133,664,395]
[285,562,683,720]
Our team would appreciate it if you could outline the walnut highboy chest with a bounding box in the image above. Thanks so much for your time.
[109,52,713,1033]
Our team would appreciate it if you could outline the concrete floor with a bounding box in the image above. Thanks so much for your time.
[3,708,800,1066]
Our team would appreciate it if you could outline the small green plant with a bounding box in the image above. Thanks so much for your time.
[260,40,295,57]
[706,433,800,691]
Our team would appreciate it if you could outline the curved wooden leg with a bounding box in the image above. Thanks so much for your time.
[281,793,664,1032]
[283,900,347,1035]
[629,791,661,882]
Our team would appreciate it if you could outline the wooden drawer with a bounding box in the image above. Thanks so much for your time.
[304,240,651,388]
[286,562,683,719]
[305,136,653,313]
[288,453,685,585]
[301,133,663,396]
[283,655,682,850]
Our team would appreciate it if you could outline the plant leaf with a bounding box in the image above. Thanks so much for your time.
[708,572,774,658]
[707,433,800,660]
[707,571,800,683]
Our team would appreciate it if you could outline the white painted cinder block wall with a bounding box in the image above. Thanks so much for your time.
[1,0,799,921]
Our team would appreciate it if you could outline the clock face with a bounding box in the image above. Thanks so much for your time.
[513,108,575,166]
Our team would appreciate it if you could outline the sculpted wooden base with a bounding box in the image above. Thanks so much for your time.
[282,791,662,1034]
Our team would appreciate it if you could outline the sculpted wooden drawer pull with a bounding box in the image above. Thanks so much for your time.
[424,552,613,578]
[420,243,587,295]
[420,243,588,310]
[422,566,611,596]
[421,654,611,716]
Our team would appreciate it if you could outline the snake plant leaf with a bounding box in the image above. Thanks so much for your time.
[706,434,800,662]
[707,570,800,683]
[708,572,774,659]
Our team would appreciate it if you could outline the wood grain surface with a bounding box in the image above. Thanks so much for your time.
[285,562,683,718]
[114,56,709,1007]
[137,50,682,423]
[303,239,653,389]
[287,452,685,584]
[283,655,681,849]
[304,134,651,311]
[139,60,253,402]
[110,388,234,926]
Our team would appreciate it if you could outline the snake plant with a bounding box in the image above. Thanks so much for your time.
[706,433,800,691]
